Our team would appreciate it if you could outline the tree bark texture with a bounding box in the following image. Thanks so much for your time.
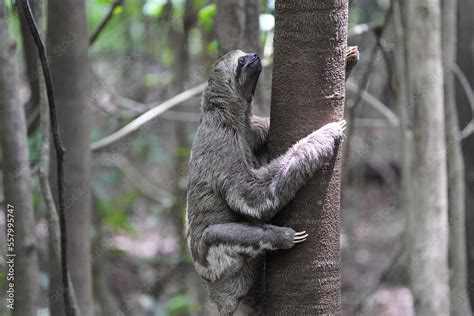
[264,1,348,314]
[0,3,39,315]
[407,0,450,314]
[442,0,472,314]
[46,0,93,314]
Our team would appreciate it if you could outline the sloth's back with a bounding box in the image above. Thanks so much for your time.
[186,121,243,242]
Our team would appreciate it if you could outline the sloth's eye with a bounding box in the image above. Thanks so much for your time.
[238,57,246,65]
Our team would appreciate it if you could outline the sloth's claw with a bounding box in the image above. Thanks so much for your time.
[295,231,306,236]
[293,233,309,243]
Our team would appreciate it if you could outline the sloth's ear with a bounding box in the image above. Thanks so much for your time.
[218,47,231,58]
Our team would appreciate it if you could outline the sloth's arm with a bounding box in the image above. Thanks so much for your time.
[250,116,270,151]
[223,121,345,222]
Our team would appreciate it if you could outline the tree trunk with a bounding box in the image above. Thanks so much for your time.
[407,0,450,314]
[0,3,39,315]
[46,0,93,314]
[393,0,413,279]
[456,0,474,309]
[216,0,260,55]
[17,0,41,134]
[264,1,348,314]
[442,0,472,315]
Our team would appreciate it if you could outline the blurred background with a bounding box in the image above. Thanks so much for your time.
[0,0,473,315]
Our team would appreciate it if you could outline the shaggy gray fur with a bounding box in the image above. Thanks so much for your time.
[186,49,357,315]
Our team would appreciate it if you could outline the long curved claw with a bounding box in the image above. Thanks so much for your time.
[339,120,347,131]
[293,233,309,243]
[295,231,307,236]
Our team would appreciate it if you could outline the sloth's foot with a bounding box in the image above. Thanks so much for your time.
[346,46,359,79]
[267,226,308,249]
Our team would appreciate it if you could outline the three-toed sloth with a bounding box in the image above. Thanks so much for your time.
[186,47,359,315]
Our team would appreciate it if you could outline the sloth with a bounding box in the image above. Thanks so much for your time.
[186,47,359,315]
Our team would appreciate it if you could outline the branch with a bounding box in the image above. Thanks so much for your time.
[89,0,124,46]
[91,82,207,151]
[19,1,73,315]
[346,81,399,126]
[451,63,474,140]
[96,154,173,205]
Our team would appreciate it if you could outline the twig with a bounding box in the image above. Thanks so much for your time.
[97,154,173,205]
[19,1,73,315]
[89,0,124,46]
[451,63,474,140]
[91,82,207,151]
[451,63,474,114]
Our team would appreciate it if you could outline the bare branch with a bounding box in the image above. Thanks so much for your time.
[19,1,73,315]
[89,0,124,46]
[452,63,474,114]
[91,82,207,151]
[346,81,399,126]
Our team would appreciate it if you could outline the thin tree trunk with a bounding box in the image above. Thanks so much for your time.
[264,1,348,314]
[17,0,41,133]
[456,0,474,309]
[407,0,450,314]
[393,0,413,282]
[46,0,93,314]
[0,3,39,315]
[441,0,472,314]
[216,0,260,55]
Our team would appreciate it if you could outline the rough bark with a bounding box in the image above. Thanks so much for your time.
[407,0,450,314]
[46,0,93,314]
[264,1,348,314]
[0,2,39,315]
[442,0,472,314]
[216,0,260,55]
[456,0,474,308]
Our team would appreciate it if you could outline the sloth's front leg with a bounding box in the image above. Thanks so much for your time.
[223,120,345,222]
[250,115,270,150]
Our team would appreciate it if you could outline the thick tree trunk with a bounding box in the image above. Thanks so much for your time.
[0,3,39,315]
[456,0,474,309]
[442,0,472,314]
[407,0,450,314]
[46,0,93,314]
[264,1,348,314]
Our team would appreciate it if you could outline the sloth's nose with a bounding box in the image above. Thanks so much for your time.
[248,53,259,62]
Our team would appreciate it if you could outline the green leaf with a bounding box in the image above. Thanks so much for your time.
[206,40,218,55]
[197,4,216,32]
[164,294,202,315]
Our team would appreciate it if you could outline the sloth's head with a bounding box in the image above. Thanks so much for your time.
[209,50,262,103]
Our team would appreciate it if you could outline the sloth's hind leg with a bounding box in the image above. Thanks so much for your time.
[199,223,307,259]
[346,46,360,80]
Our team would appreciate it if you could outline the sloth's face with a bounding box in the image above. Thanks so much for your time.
[235,52,262,100]
[214,50,262,101]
